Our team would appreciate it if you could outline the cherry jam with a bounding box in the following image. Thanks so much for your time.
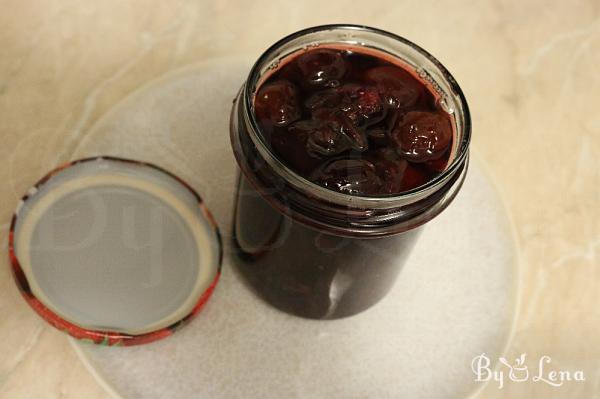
[253,47,454,195]
[230,25,471,319]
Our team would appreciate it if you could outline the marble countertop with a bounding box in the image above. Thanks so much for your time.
[0,1,598,398]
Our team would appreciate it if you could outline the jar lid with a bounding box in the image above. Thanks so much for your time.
[8,157,222,346]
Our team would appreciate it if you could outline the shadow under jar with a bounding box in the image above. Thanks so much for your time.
[230,25,471,319]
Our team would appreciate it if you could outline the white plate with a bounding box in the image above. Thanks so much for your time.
[70,58,519,399]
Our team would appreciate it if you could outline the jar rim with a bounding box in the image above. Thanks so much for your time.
[243,24,471,205]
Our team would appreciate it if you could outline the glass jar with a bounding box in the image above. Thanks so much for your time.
[229,24,471,319]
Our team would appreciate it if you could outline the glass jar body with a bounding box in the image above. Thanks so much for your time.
[233,174,423,318]
[230,25,471,319]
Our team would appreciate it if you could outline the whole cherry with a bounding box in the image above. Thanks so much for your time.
[390,111,452,162]
[310,158,382,195]
[296,49,347,87]
[365,66,422,109]
[254,80,301,127]
[288,120,351,158]
[312,108,368,152]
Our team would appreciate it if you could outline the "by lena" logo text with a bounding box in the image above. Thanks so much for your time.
[471,353,585,389]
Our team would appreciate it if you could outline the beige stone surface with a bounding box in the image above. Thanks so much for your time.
[0,1,598,398]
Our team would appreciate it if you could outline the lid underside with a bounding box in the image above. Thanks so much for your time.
[11,158,221,337]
